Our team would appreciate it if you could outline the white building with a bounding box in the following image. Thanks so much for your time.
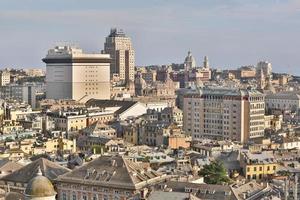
[0,70,10,86]
[43,45,111,102]
[104,28,135,83]
[183,87,265,143]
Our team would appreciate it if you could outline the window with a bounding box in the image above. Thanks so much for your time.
[125,191,130,196]
[72,194,76,200]
[83,195,87,200]
[254,167,256,171]
[273,166,276,170]
[93,194,98,200]
[62,193,67,200]
[267,166,270,171]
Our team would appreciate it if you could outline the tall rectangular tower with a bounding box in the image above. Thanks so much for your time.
[104,28,135,83]
[43,46,111,102]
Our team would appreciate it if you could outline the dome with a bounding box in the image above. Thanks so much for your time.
[25,175,56,198]
[184,51,196,70]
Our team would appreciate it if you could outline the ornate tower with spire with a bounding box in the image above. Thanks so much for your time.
[257,67,265,90]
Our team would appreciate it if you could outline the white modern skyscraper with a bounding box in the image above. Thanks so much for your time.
[43,46,111,102]
[104,28,135,83]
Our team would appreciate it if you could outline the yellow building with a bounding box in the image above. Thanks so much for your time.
[0,120,23,134]
[240,150,278,180]
[44,138,76,154]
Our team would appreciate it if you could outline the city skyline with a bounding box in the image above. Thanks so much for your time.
[0,0,300,75]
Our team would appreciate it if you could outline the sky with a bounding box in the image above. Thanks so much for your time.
[0,0,300,75]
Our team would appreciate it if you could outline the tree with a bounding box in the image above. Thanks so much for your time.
[277,170,291,177]
[199,160,230,184]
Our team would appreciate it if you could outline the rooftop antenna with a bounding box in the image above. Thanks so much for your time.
[54,41,80,48]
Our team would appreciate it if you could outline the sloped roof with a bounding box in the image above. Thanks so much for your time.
[85,99,138,115]
[1,158,70,183]
[82,121,113,136]
[161,181,232,200]
[56,155,164,190]
[0,159,23,173]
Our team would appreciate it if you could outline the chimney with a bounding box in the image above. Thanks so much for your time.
[111,159,116,167]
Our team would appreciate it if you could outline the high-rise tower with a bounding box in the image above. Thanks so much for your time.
[104,28,135,84]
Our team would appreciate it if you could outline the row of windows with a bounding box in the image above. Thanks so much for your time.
[247,165,276,172]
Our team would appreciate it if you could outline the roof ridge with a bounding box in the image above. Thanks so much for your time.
[121,156,137,188]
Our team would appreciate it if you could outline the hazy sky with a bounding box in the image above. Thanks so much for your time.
[0,0,300,75]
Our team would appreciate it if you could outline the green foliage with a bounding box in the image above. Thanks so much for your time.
[5,137,14,142]
[199,160,230,184]
[91,145,107,154]
[277,170,291,176]
[143,156,150,162]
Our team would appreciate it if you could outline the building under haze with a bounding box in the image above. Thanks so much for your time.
[184,51,196,71]
[104,28,135,84]
[0,70,10,86]
[43,46,111,102]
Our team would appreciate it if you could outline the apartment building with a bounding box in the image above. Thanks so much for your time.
[265,91,300,112]
[183,87,265,143]
[0,82,45,108]
[240,150,278,180]
[47,108,115,134]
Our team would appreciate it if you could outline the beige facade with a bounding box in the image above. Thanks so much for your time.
[104,28,135,83]
[264,115,283,131]
[123,125,140,145]
[183,88,265,143]
[52,114,87,133]
[0,70,10,86]
[44,46,111,102]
